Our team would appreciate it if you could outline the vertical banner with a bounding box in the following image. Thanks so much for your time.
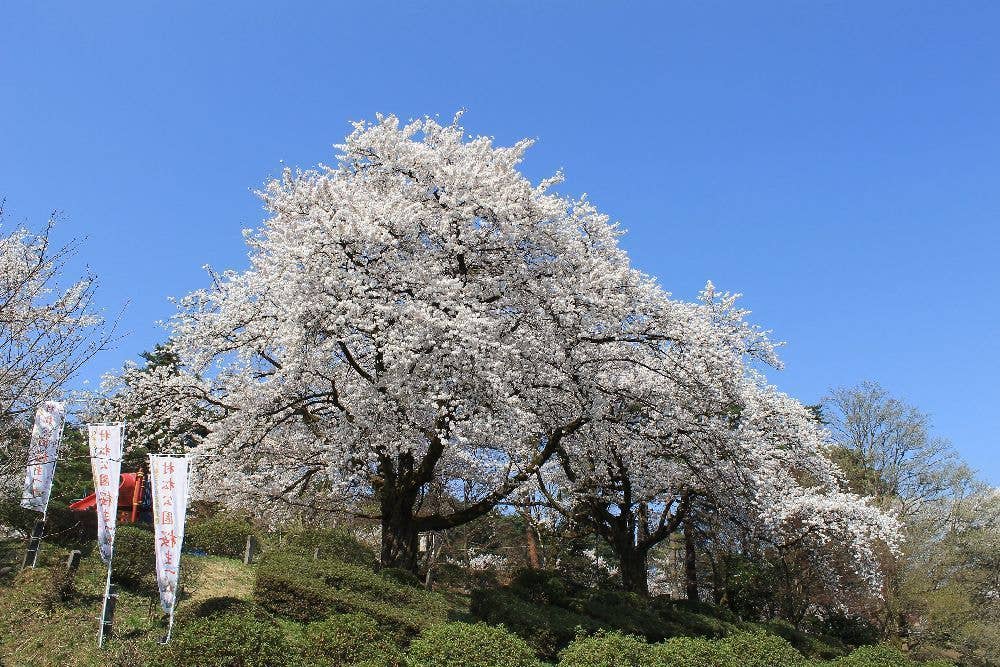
[88,424,124,564]
[20,401,66,513]
[150,455,189,616]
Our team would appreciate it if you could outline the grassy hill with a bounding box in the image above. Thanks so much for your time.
[0,532,954,667]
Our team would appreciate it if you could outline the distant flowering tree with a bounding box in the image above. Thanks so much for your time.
[536,293,900,596]
[0,212,115,494]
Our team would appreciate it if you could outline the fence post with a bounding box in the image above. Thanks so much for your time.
[243,535,258,565]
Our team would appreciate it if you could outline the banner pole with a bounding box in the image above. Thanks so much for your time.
[97,561,112,646]
[163,607,175,644]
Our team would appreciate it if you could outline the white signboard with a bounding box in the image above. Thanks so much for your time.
[88,424,124,564]
[150,455,189,614]
[21,401,66,513]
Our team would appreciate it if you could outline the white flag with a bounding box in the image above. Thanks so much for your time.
[21,401,66,513]
[150,455,189,613]
[88,424,124,564]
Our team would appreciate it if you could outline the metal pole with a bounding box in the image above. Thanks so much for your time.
[97,561,113,646]
[22,519,46,569]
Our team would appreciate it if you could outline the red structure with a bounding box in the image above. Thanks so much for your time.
[69,471,146,524]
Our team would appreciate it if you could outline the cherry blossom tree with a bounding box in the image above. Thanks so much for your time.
[110,113,754,571]
[536,290,900,596]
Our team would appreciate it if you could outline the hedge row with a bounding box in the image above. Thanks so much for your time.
[253,551,451,640]
[557,631,955,667]
[142,596,955,667]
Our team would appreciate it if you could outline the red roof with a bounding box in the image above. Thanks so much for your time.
[68,473,141,511]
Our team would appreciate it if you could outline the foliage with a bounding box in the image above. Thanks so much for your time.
[175,595,262,623]
[254,551,451,639]
[651,636,738,667]
[302,612,405,666]
[557,630,654,667]
[185,513,255,559]
[152,607,295,667]
[283,526,377,568]
[719,630,808,667]
[831,643,915,666]
[113,524,157,590]
[407,622,538,667]
[471,587,599,659]
[510,568,579,608]
[0,216,114,495]
[379,566,422,588]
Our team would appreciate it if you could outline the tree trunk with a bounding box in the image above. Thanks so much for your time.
[525,524,541,569]
[684,517,699,602]
[380,486,420,572]
[615,537,650,596]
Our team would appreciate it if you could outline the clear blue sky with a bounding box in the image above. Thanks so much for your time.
[2,2,997,483]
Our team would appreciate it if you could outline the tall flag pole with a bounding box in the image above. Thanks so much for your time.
[20,401,66,568]
[150,454,190,644]
[88,423,124,647]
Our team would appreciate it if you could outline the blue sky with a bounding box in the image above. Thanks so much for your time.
[2,2,997,482]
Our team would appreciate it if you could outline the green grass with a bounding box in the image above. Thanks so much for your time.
[0,545,257,666]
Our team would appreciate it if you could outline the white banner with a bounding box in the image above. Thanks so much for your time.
[150,455,189,613]
[21,401,66,513]
[88,424,124,564]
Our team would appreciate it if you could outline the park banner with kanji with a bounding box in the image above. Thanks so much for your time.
[21,401,66,513]
[150,455,189,614]
[88,424,124,564]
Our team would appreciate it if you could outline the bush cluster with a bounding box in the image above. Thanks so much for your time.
[652,636,738,667]
[831,643,955,667]
[720,630,809,667]
[557,630,803,667]
[283,526,378,568]
[407,622,538,667]
[254,551,450,640]
[152,607,293,667]
[184,513,255,559]
[112,524,157,591]
[471,587,599,659]
[303,612,405,666]
[558,631,654,667]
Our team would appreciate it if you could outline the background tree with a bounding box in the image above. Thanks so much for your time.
[823,381,998,664]
[0,207,116,497]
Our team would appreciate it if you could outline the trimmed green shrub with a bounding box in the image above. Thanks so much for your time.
[649,597,735,639]
[175,596,263,624]
[154,608,294,667]
[407,622,538,667]
[284,527,377,568]
[651,636,738,667]
[558,630,654,667]
[185,513,255,559]
[254,551,450,638]
[380,566,422,588]
[760,620,847,660]
[581,590,668,641]
[303,613,405,666]
[510,568,577,608]
[471,587,599,659]
[833,644,916,666]
[720,630,809,667]
[113,524,157,590]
